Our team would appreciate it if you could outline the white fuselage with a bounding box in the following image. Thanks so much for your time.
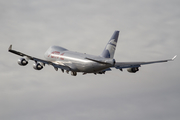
[44,46,112,73]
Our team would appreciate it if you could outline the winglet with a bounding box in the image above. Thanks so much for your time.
[8,45,12,51]
[171,55,177,61]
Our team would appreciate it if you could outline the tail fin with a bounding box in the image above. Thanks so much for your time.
[100,31,119,58]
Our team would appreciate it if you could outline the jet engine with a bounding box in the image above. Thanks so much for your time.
[127,67,139,73]
[33,63,43,70]
[18,58,28,66]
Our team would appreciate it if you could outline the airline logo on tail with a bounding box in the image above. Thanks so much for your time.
[104,39,117,58]
[100,31,119,58]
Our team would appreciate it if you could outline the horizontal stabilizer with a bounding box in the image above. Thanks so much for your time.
[85,57,115,65]
[85,57,109,64]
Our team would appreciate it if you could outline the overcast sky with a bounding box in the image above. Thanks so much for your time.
[0,0,180,120]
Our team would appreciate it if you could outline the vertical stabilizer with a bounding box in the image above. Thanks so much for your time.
[100,31,119,58]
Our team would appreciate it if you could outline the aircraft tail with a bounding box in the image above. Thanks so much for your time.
[100,31,119,58]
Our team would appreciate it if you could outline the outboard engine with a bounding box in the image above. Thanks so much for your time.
[18,58,28,66]
[127,67,139,73]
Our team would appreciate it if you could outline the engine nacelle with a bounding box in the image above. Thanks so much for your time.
[127,67,139,73]
[18,58,28,66]
[33,63,43,70]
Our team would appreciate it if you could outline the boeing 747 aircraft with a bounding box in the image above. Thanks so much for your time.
[8,31,176,76]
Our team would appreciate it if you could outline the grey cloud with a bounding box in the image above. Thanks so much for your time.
[0,0,180,120]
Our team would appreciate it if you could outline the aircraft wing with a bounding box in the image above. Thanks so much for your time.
[114,55,177,69]
[8,45,71,71]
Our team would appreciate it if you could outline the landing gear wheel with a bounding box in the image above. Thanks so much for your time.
[71,71,77,76]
